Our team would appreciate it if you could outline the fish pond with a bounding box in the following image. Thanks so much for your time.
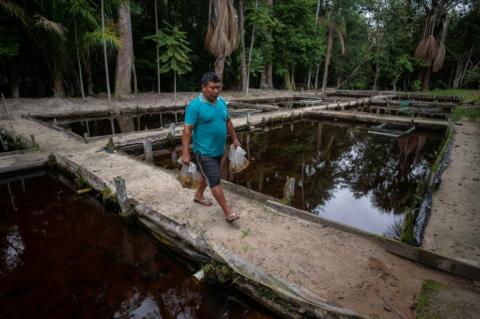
[0,170,272,318]
[152,119,443,238]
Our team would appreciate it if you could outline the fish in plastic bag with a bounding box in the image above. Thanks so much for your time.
[177,158,202,188]
[228,144,250,173]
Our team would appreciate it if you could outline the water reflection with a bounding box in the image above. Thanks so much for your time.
[154,120,441,237]
[0,174,272,318]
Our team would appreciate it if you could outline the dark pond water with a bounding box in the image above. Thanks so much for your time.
[0,134,18,153]
[54,111,184,137]
[54,108,259,138]
[154,120,442,237]
[0,171,272,318]
[241,97,324,109]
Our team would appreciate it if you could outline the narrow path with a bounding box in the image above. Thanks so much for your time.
[423,122,480,267]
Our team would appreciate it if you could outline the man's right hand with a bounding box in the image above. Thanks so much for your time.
[181,153,191,165]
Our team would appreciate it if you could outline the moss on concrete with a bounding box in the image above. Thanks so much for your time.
[416,280,445,319]
[400,208,416,244]
[101,187,119,211]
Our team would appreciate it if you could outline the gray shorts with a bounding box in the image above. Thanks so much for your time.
[194,153,222,187]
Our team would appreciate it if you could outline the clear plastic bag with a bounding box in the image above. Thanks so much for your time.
[228,144,250,173]
[177,158,202,188]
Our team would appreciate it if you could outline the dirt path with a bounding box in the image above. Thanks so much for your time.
[423,122,480,267]
[2,94,479,318]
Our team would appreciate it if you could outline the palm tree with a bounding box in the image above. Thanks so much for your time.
[205,0,239,80]
[65,0,97,100]
[415,0,452,91]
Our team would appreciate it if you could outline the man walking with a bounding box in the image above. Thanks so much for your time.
[181,72,240,222]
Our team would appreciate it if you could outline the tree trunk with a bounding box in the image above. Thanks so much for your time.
[238,0,247,93]
[101,0,111,101]
[215,56,226,81]
[246,0,258,94]
[290,64,296,90]
[115,1,134,98]
[373,61,380,90]
[85,54,94,96]
[307,0,321,91]
[260,71,267,88]
[265,0,274,89]
[314,63,321,90]
[266,63,273,88]
[11,78,20,98]
[74,19,85,100]
[174,72,177,101]
[52,72,65,97]
[132,59,138,94]
[321,25,333,93]
[421,65,432,91]
[283,65,292,91]
[154,0,161,93]
[10,64,20,98]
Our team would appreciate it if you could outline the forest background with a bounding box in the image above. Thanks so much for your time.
[0,0,478,99]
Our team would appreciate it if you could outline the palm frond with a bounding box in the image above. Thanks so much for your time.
[83,24,120,49]
[415,35,438,64]
[205,0,239,58]
[33,14,67,36]
[0,0,28,25]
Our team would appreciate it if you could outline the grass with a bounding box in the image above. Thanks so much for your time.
[451,106,480,122]
[419,89,480,122]
[420,89,480,103]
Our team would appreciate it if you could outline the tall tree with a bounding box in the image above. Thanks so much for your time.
[238,0,248,93]
[147,22,192,100]
[154,0,161,93]
[101,0,111,101]
[205,0,239,80]
[319,6,346,92]
[115,0,134,98]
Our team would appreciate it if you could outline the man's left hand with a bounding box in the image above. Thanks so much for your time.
[233,138,240,149]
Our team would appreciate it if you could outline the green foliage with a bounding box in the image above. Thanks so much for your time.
[0,0,478,96]
[452,106,480,122]
[273,0,325,71]
[246,0,282,68]
[145,22,192,76]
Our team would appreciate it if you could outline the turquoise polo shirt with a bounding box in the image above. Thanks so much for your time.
[185,94,229,157]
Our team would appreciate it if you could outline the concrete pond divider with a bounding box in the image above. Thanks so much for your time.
[266,200,480,281]
[50,152,364,319]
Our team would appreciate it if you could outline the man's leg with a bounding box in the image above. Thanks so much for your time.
[210,185,233,217]
[196,154,237,219]
[195,176,208,200]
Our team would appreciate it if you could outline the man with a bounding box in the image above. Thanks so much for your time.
[181,72,240,222]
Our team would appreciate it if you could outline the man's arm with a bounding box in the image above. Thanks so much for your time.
[181,125,193,164]
[227,118,240,148]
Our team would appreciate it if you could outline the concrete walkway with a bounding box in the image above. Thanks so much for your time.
[1,93,479,318]
[423,122,480,267]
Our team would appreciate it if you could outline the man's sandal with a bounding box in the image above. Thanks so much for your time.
[226,212,240,223]
[193,197,213,206]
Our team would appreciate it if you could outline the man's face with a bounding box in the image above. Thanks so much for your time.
[201,81,221,102]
